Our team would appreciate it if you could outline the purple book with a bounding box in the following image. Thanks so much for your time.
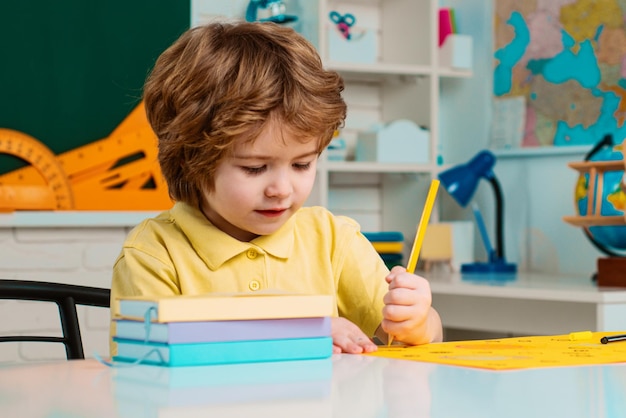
[114,316,331,344]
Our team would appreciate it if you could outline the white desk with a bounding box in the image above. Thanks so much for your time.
[1,355,626,418]
[427,272,626,336]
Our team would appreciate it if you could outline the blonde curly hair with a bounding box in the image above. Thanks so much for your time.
[143,21,346,207]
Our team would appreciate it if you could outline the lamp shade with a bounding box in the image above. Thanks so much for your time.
[438,150,496,207]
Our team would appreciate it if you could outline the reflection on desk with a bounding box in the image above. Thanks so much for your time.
[1,354,626,418]
[113,358,332,417]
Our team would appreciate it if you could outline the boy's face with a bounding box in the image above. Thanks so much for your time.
[200,120,319,242]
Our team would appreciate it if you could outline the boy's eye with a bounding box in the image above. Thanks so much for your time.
[293,162,311,170]
[242,166,266,174]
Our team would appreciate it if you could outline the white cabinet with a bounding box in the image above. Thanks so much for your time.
[191,0,472,253]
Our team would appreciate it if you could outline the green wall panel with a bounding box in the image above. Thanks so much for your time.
[0,1,189,171]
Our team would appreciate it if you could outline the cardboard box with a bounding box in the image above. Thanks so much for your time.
[439,34,472,70]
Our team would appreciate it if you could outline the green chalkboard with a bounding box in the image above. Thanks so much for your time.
[0,1,189,171]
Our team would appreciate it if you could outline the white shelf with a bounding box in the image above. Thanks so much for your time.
[0,211,158,228]
[493,145,593,159]
[326,62,433,79]
[426,271,626,303]
[322,161,436,173]
[437,67,473,78]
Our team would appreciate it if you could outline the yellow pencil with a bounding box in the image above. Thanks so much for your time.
[388,179,440,346]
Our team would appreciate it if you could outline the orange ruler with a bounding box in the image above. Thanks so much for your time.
[0,103,173,211]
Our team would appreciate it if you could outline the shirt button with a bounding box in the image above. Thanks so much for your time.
[249,280,261,291]
[246,249,258,259]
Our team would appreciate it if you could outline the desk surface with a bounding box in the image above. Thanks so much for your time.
[426,271,626,335]
[426,271,626,303]
[1,355,625,418]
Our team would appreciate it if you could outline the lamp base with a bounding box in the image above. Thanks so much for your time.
[461,260,517,274]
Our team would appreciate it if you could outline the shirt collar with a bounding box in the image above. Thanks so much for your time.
[170,202,295,269]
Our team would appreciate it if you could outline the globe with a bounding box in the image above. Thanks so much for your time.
[574,140,626,256]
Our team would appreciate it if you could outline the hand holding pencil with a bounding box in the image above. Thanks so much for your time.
[382,179,443,346]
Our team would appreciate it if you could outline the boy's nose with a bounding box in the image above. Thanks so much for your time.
[265,172,292,198]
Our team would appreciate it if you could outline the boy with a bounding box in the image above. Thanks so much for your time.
[110,21,442,355]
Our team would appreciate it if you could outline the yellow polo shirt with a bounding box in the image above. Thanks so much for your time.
[110,202,388,354]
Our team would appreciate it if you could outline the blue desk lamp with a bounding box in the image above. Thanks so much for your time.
[438,150,517,274]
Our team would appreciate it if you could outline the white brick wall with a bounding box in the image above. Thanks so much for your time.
[0,224,131,364]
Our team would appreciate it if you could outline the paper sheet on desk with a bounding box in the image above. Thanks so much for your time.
[366,332,626,370]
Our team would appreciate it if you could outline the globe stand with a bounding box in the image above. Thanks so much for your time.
[563,156,626,288]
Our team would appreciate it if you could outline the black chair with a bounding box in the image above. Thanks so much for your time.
[0,280,110,360]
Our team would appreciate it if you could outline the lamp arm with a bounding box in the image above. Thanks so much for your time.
[487,175,505,260]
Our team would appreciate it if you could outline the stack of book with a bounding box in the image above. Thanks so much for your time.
[363,231,404,269]
[112,292,334,367]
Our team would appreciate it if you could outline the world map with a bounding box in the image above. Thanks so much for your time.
[494,0,626,147]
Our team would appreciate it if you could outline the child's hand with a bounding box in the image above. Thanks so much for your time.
[331,317,378,354]
[382,265,440,345]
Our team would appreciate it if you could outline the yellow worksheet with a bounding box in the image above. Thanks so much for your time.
[366,332,626,370]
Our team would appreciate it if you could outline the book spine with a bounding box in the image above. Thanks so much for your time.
[439,8,454,47]
[118,294,334,322]
[114,317,331,344]
[370,242,403,253]
[113,337,333,366]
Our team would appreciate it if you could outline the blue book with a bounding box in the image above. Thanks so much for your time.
[113,336,333,367]
[363,231,404,242]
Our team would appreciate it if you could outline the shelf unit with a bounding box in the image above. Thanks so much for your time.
[192,0,472,252]
[301,0,472,246]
